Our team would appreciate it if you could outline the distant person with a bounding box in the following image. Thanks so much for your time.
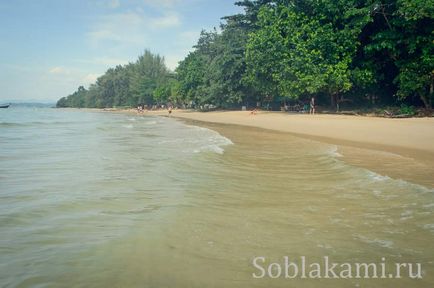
[168,106,172,117]
[250,108,257,115]
[310,97,316,114]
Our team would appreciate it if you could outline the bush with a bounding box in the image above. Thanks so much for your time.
[399,104,416,115]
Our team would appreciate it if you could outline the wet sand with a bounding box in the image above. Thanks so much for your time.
[130,109,434,187]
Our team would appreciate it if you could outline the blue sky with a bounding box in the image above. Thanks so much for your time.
[0,0,243,102]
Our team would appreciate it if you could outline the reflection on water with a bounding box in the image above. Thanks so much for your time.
[0,108,433,287]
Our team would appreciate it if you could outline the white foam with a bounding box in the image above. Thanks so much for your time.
[317,243,333,250]
[400,210,414,220]
[152,119,233,155]
[144,120,157,125]
[185,124,233,154]
[365,171,391,182]
[423,224,434,231]
[193,145,225,155]
[355,234,394,249]
[328,145,343,157]
[372,189,382,197]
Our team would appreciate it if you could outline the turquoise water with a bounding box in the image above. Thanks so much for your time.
[1,107,433,287]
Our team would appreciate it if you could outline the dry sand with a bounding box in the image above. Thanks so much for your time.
[153,110,433,155]
[125,109,434,187]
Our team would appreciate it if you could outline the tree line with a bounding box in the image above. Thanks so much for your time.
[57,0,433,110]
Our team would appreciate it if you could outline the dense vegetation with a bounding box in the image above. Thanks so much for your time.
[57,0,434,111]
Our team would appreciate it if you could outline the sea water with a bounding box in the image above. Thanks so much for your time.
[0,107,433,287]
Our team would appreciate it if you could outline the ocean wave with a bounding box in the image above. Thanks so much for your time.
[193,145,225,155]
[400,210,414,220]
[135,117,233,155]
[0,121,76,127]
[122,124,133,129]
[363,169,434,194]
[144,120,158,125]
[422,224,434,232]
[354,234,394,249]
[153,121,234,155]
[366,171,391,182]
[0,122,27,127]
[188,126,233,154]
[327,145,343,157]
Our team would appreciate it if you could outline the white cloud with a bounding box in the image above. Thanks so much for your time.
[178,30,201,44]
[49,66,70,75]
[0,64,104,101]
[86,10,181,49]
[87,30,119,43]
[108,0,120,9]
[81,0,208,73]
[141,0,202,12]
[87,12,146,48]
[143,0,180,8]
[164,55,180,71]
[149,12,180,29]
[83,73,101,85]
[74,57,130,66]
[1,63,38,73]
[161,30,201,70]
[47,66,101,88]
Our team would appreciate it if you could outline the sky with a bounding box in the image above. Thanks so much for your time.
[0,0,243,103]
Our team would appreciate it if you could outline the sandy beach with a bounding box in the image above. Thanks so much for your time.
[138,110,433,155]
[130,109,434,187]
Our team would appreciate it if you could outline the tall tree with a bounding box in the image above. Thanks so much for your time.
[246,1,370,109]
[130,50,169,105]
[363,0,434,108]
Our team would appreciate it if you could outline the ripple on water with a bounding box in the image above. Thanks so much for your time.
[2,109,434,287]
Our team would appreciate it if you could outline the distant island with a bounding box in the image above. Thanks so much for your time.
[57,0,433,114]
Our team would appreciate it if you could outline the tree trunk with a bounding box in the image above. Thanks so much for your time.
[421,95,431,109]
[337,94,341,112]
[430,81,433,109]
[330,94,339,112]
[421,82,433,109]
[330,94,336,110]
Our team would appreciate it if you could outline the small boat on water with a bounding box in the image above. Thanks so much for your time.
[0,104,10,108]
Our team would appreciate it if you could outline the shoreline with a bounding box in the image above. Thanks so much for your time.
[138,110,434,157]
[115,109,434,187]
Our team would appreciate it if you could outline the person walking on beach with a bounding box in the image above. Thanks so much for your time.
[309,97,315,114]
[168,106,172,117]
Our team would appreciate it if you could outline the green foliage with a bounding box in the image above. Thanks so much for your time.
[58,0,434,110]
[176,27,253,108]
[363,0,434,108]
[399,104,416,115]
[176,50,207,106]
[153,76,179,104]
[130,50,168,105]
[245,1,369,108]
[56,50,172,108]
[56,86,87,108]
